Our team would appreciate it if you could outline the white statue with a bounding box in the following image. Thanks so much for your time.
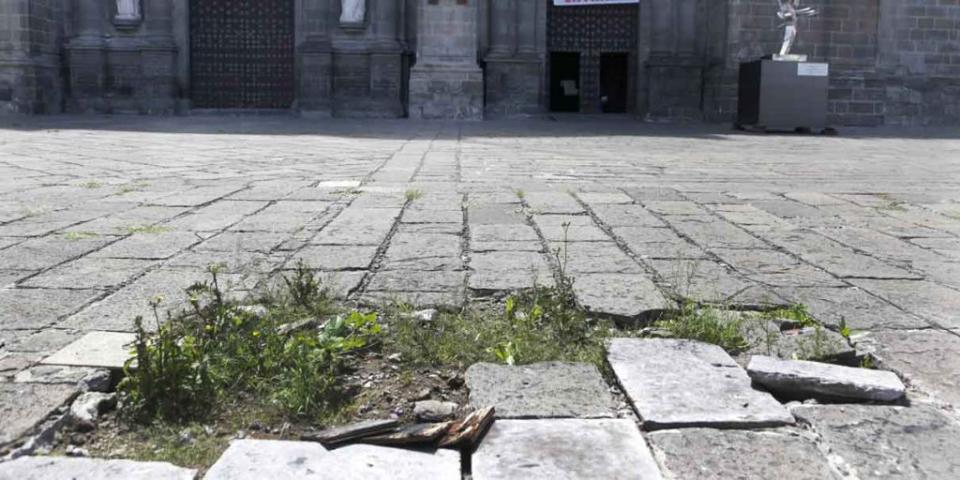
[777,0,817,56]
[116,0,142,21]
[340,0,366,25]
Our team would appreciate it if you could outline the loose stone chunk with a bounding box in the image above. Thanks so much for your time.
[648,428,839,480]
[0,456,196,480]
[792,404,960,479]
[465,362,616,419]
[205,439,460,479]
[747,355,906,402]
[607,338,793,430]
[472,419,663,480]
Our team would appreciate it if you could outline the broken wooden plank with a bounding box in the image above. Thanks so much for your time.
[439,406,495,449]
[360,422,453,447]
[301,419,399,447]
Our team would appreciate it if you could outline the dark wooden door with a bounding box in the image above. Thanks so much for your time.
[600,53,628,113]
[190,0,295,109]
[550,52,580,112]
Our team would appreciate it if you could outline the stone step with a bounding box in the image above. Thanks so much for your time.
[203,439,460,479]
[747,355,906,401]
[472,419,663,480]
[0,456,196,480]
[607,338,794,430]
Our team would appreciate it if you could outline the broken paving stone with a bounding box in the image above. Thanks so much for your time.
[0,383,77,448]
[607,338,794,430]
[572,273,669,319]
[792,404,960,479]
[0,456,197,480]
[413,400,458,422]
[41,332,135,370]
[438,406,495,449]
[362,422,452,447]
[747,355,905,402]
[647,428,838,480]
[473,419,663,480]
[205,439,460,479]
[465,362,616,419]
[13,365,100,386]
[68,392,117,431]
[301,419,399,446]
[738,317,856,363]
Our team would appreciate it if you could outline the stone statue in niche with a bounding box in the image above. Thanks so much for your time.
[340,0,366,26]
[776,0,817,59]
[114,0,142,28]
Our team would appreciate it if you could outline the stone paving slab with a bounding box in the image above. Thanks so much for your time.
[747,355,906,402]
[465,362,615,418]
[204,439,459,479]
[41,331,135,370]
[0,383,76,447]
[860,329,960,406]
[607,338,794,430]
[572,274,669,318]
[0,456,197,480]
[647,428,839,480]
[848,279,960,329]
[0,288,100,330]
[792,404,960,479]
[21,258,156,289]
[473,419,663,480]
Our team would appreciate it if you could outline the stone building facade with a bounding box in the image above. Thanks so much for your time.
[0,0,958,125]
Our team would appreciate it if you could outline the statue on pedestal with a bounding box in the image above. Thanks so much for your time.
[114,0,142,28]
[340,0,366,26]
[777,0,817,58]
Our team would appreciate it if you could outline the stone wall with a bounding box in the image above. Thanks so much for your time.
[0,0,64,114]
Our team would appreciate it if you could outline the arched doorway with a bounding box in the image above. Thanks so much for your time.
[189,0,295,109]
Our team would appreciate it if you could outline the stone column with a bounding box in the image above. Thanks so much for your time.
[488,0,516,58]
[299,0,334,115]
[140,0,177,113]
[67,0,107,112]
[516,0,537,57]
[369,0,404,116]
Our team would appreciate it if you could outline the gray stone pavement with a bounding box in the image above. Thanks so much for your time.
[1,115,959,458]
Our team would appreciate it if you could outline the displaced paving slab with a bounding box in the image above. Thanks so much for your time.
[204,439,460,479]
[472,419,663,480]
[747,355,905,402]
[607,339,793,430]
[465,362,616,419]
[0,456,196,480]
[0,383,76,448]
[41,331,135,370]
[792,404,960,479]
[647,428,839,480]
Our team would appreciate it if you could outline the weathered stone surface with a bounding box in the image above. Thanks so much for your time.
[649,428,838,480]
[0,456,197,480]
[468,251,553,292]
[607,339,793,430]
[547,241,642,274]
[41,332,135,370]
[860,329,960,406]
[292,245,378,271]
[792,404,960,479]
[740,320,856,363]
[534,215,610,242]
[590,204,666,227]
[711,248,845,287]
[382,233,462,271]
[0,289,99,330]
[848,279,960,329]
[194,231,288,253]
[465,362,615,419]
[0,383,76,447]
[205,439,459,479]
[68,392,116,430]
[773,286,928,331]
[747,355,906,401]
[366,270,465,292]
[473,419,663,480]
[91,231,201,259]
[0,236,112,270]
[572,274,670,318]
[13,365,100,386]
[22,258,155,289]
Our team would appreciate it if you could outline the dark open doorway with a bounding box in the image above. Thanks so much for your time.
[550,52,580,112]
[600,53,628,113]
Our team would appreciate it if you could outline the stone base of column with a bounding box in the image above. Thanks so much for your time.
[483,57,543,117]
[0,56,63,115]
[409,64,483,120]
[66,45,106,113]
[297,41,333,116]
[140,47,178,114]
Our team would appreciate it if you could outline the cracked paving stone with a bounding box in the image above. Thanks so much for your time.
[792,404,960,479]
[468,251,553,292]
[572,273,669,318]
[669,218,770,250]
[607,338,794,430]
[381,233,462,271]
[21,258,155,289]
[860,329,960,406]
[165,201,268,232]
[613,227,708,259]
[576,191,635,205]
[469,224,539,242]
[164,251,280,274]
[0,269,34,287]
[42,331,135,370]
[847,279,960,329]
[90,231,201,260]
[647,259,775,305]
[765,230,921,280]
[366,270,465,292]
[773,286,928,331]
[193,231,289,253]
[473,419,663,480]
[13,365,102,385]
[402,209,463,224]
[465,362,616,418]
[589,204,666,227]
[0,288,100,330]
[205,438,459,479]
[0,382,77,447]
[643,201,706,216]
[4,328,79,355]
[648,428,838,480]
[312,208,400,245]
[0,236,113,271]
[548,242,643,274]
[534,215,610,242]
[467,204,527,225]
[711,248,844,287]
[290,245,378,271]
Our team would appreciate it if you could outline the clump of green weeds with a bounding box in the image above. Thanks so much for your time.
[121,225,172,235]
[80,180,103,189]
[63,231,100,241]
[119,263,380,423]
[763,303,817,327]
[404,188,424,202]
[654,301,750,352]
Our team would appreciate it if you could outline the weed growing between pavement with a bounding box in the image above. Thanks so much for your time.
[654,301,751,352]
[119,263,379,423]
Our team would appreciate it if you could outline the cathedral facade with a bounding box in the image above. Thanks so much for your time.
[0,0,958,125]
